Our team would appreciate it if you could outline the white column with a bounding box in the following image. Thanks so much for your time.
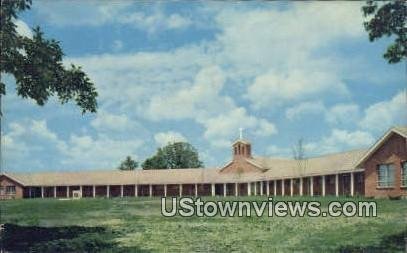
[164,185,167,197]
[350,172,354,196]
[67,186,69,198]
[266,181,270,196]
[195,184,198,197]
[107,185,110,198]
[149,184,152,197]
[179,184,183,197]
[54,186,57,198]
[93,185,96,198]
[211,183,215,196]
[335,174,339,197]
[120,185,124,198]
[300,178,303,196]
[247,182,251,196]
[79,185,83,197]
[310,177,314,196]
[281,180,285,196]
[41,187,44,198]
[235,183,238,197]
[260,181,264,196]
[290,179,293,196]
[223,183,227,197]
[135,185,138,197]
[274,180,277,195]
[254,182,257,195]
[29,187,32,198]
[322,176,326,196]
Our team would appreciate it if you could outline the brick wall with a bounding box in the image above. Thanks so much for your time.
[0,175,24,199]
[364,133,407,198]
[221,157,262,173]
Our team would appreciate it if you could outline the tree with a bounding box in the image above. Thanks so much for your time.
[362,0,406,64]
[1,0,98,112]
[118,156,138,171]
[292,138,307,176]
[142,142,203,170]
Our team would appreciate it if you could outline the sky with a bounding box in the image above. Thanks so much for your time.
[3,1,406,172]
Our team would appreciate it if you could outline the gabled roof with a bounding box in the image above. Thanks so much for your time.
[4,168,265,186]
[0,172,26,186]
[393,126,407,137]
[355,126,407,168]
[250,149,367,179]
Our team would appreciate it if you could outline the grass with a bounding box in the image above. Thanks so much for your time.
[0,196,406,252]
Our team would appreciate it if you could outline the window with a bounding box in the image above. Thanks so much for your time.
[5,186,16,194]
[377,164,395,187]
[402,162,407,187]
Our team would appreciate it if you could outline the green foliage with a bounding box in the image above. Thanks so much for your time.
[0,0,97,113]
[142,142,203,169]
[118,156,138,170]
[362,0,406,64]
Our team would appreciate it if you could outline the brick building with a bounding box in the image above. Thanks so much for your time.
[1,126,406,200]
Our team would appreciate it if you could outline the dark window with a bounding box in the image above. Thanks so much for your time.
[402,161,407,187]
[377,164,395,187]
[6,186,16,194]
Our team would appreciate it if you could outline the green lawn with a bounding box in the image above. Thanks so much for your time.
[1,196,406,252]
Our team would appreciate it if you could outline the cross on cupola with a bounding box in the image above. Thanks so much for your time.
[232,128,252,159]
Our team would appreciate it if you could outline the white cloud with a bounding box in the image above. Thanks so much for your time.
[216,2,364,73]
[154,131,187,147]
[286,101,326,121]
[146,65,226,127]
[266,145,292,158]
[34,1,191,33]
[255,119,278,137]
[359,90,406,132]
[3,120,64,170]
[167,14,192,29]
[60,2,392,158]
[214,3,363,108]
[30,120,60,143]
[247,70,348,109]
[14,19,33,38]
[3,119,144,170]
[146,65,229,120]
[69,1,365,147]
[66,2,369,150]
[326,103,360,125]
[90,110,134,132]
[119,11,192,34]
[305,129,374,155]
[112,40,123,52]
[285,102,361,127]
[67,44,212,113]
[202,108,277,147]
[58,134,143,169]
[33,1,131,26]
[3,124,31,163]
[146,66,277,147]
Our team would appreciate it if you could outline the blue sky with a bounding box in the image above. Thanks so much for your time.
[3,1,406,172]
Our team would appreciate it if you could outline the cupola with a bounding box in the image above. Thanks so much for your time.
[232,128,252,159]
